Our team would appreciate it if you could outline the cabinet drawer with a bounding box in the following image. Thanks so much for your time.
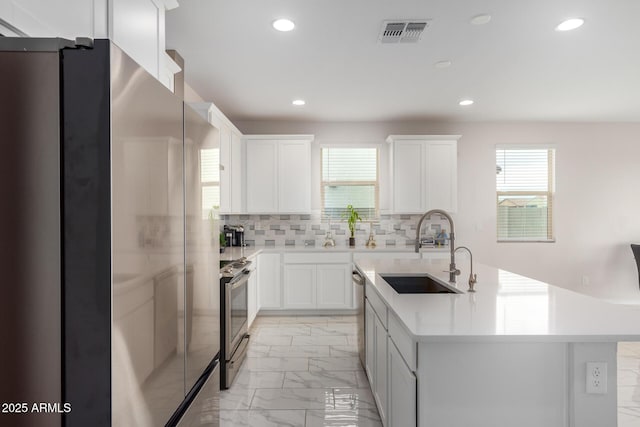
[365,283,387,329]
[389,311,416,371]
[284,252,351,264]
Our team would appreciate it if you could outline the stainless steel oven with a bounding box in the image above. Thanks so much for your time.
[220,258,252,389]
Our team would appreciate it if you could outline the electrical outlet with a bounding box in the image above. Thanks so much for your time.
[586,362,608,394]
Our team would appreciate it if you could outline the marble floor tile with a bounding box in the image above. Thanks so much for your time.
[311,325,357,336]
[283,371,359,389]
[247,344,271,357]
[305,408,382,427]
[268,345,331,357]
[220,409,306,427]
[251,388,335,410]
[279,316,332,324]
[234,371,285,389]
[347,335,359,346]
[252,316,287,324]
[250,335,293,346]
[310,357,363,372]
[330,345,359,357]
[245,357,309,372]
[255,326,311,336]
[327,315,358,324]
[333,388,377,410]
[355,370,370,388]
[292,335,349,346]
[219,387,255,410]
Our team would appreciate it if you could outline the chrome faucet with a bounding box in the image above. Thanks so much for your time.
[454,246,477,292]
[415,209,458,283]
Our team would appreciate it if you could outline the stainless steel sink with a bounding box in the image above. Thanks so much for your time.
[380,274,463,294]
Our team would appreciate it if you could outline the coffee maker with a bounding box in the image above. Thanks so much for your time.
[223,225,245,247]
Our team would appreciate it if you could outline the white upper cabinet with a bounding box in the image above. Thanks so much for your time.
[188,102,243,214]
[1,0,180,90]
[387,135,459,214]
[244,135,313,214]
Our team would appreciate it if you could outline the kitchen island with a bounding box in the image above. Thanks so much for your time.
[355,257,640,427]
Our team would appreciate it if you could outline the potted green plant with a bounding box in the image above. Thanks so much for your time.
[343,204,362,247]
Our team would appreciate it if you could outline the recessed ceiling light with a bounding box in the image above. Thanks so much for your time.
[273,18,295,32]
[435,60,452,69]
[292,99,306,106]
[459,99,474,106]
[470,14,492,25]
[555,18,584,32]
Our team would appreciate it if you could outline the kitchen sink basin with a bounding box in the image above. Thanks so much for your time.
[380,274,462,294]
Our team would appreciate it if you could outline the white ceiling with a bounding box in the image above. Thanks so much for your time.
[166,0,640,122]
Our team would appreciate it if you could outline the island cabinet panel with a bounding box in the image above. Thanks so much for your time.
[365,300,376,382]
[389,341,417,427]
[374,314,388,426]
[417,342,568,427]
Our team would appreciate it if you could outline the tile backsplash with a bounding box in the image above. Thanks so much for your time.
[221,214,450,248]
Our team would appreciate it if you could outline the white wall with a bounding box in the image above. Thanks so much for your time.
[236,120,640,302]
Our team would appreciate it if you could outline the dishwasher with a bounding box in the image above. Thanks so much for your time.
[352,267,366,368]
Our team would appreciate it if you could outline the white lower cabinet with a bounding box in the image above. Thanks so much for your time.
[258,253,281,309]
[365,300,376,380]
[316,264,352,309]
[282,253,353,310]
[365,292,417,427]
[284,264,317,309]
[389,341,417,427]
[374,313,388,426]
[248,266,258,327]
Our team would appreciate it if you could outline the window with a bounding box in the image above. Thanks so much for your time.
[496,147,555,241]
[200,148,220,219]
[321,147,379,219]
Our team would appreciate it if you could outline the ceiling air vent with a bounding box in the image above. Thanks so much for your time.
[379,20,429,44]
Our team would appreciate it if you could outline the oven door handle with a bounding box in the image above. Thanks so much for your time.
[227,275,249,290]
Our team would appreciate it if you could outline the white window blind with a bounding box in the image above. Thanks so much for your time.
[321,147,378,219]
[200,148,220,219]
[496,147,555,241]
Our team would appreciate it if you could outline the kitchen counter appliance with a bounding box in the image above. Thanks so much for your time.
[224,225,245,247]
[220,257,252,389]
[353,267,366,368]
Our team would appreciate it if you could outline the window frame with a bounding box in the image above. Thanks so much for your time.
[320,145,380,220]
[495,145,556,243]
[200,147,220,219]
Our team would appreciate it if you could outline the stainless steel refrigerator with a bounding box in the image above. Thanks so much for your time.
[0,38,220,427]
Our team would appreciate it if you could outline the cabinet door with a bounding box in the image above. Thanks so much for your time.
[219,123,232,212]
[284,264,316,309]
[278,141,311,212]
[393,141,424,213]
[365,300,376,385]
[246,140,278,213]
[258,253,281,309]
[374,314,388,426]
[316,264,352,309]
[389,341,417,427]
[426,141,457,212]
[247,270,258,328]
[230,130,243,213]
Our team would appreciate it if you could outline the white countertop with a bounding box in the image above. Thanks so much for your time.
[355,257,640,343]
